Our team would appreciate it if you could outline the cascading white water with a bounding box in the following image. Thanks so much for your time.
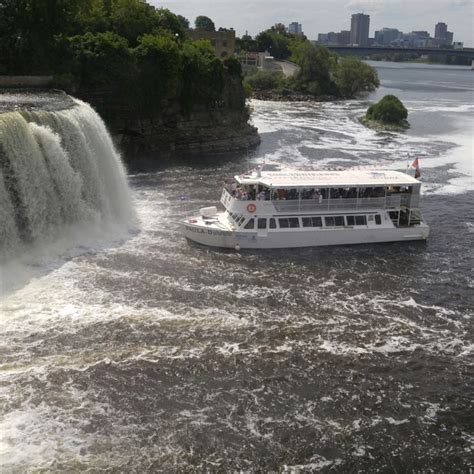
[0,98,135,261]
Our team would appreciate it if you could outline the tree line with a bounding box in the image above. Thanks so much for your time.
[0,1,243,114]
[238,27,379,98]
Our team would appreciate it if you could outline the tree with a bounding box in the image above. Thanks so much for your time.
[255,29,291,59]
[133,33,182,112]
[244,70,285,91]
[272,23,287,34]
[63,31,132,90]
[333,57,379,97]
[180,39,223,111]
[194,15,215,32]
[366,95,408,125]
[236,34,257,53]
[289,41,334,95]
[177,14,189,29]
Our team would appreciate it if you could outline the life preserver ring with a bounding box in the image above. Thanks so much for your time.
[246,203,257,213]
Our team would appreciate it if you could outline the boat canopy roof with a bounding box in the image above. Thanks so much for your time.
[235,168,420,188]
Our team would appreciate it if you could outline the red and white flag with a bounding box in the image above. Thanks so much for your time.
[410,158,421,179]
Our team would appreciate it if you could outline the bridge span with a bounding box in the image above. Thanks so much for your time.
[325,45,474,61]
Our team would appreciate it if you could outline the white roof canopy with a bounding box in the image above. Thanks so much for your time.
[236,168,420,188]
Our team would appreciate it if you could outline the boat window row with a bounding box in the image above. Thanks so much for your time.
[240,214,383,230]
[224,181,416,202]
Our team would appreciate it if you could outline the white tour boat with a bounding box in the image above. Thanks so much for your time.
[182,166,430,249]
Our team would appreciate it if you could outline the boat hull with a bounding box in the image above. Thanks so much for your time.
[183,223,430,249]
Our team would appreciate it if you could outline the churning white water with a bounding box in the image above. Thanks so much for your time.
[0,99,135,267]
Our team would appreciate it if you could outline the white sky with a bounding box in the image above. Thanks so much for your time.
[151,0,474,46]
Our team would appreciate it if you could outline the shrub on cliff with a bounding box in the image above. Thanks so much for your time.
[365,95,408,126]
[61,32,132,90]
[180,40,224,111]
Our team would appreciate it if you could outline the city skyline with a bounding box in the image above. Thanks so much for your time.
[151,0,473,46]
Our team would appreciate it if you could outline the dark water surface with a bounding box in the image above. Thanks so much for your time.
[1,63,473,471]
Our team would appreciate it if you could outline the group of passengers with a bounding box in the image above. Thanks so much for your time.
[224,179,387,201]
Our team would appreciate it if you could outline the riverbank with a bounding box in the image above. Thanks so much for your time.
[251,90,341,102]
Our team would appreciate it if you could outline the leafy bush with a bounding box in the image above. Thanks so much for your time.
[333,57,379,97]
[244,70,285,91]
[195,15,215,32]
[366,95,408,125]
[180,40,224,111]
[65,32,132,90]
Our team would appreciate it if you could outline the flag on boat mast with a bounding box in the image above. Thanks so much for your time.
[410,157,421,179]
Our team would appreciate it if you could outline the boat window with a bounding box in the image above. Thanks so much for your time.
[375,215,382,225]
[279,218,289,228]
[303,217,322,227]
[368,215,374,221]
[325,216,335,227]
[244,218,255,229]
[355,216,367,226]
[289,217,300,228]
[346,216,355,226]
[334,216,344,226]
[269,218,276,229]
[258,218,267,229]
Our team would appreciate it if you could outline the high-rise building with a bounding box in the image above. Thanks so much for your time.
[434,22,453,45]
[337,30,351,45]
[350,13,370,46]
[435,22,448,39]
[288,22,303,35]
[374,27,402,45]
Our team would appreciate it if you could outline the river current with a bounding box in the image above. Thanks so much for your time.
[1,62,473,471]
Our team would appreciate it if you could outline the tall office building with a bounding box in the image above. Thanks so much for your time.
[434,22,448,39]
[288,22,303,35]
[374,27,401,45]
[350,13,370,46]
[434,22,453,45]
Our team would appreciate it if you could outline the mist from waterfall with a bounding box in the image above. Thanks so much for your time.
[0,98,135,264]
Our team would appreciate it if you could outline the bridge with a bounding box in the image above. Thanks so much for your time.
[325,45,474,61]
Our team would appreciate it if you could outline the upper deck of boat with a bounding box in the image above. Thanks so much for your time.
[236,168,420,188]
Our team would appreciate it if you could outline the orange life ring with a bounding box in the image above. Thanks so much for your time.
[246,203,257,213]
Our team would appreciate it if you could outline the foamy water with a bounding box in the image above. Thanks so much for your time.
[1,64,473,471]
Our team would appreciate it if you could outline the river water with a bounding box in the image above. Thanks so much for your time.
[1,62,473,471]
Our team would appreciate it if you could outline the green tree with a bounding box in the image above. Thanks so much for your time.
[255,29,292,59]
[366,95,408,125]
[289,41,334,95]
[62,31,132,90]
[176,14,189,29]
[244,70,285,91]
[133,33,182,112]
[0,0,92,73]
[333,57,379,97]
[180,39,223,111]
[236,34,257,53]
[194,15,215,32]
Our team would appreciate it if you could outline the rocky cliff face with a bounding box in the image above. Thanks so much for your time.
[78,74,260,161]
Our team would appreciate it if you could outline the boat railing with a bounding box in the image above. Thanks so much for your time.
[273,196,402,212]
[221,188,233,208]
[222,188,407,213]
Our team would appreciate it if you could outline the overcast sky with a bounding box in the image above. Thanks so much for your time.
[151,0,473,46]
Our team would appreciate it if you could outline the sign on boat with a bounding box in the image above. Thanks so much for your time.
[182,165,430,249]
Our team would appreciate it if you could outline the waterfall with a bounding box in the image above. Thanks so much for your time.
[0,98,135,261]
